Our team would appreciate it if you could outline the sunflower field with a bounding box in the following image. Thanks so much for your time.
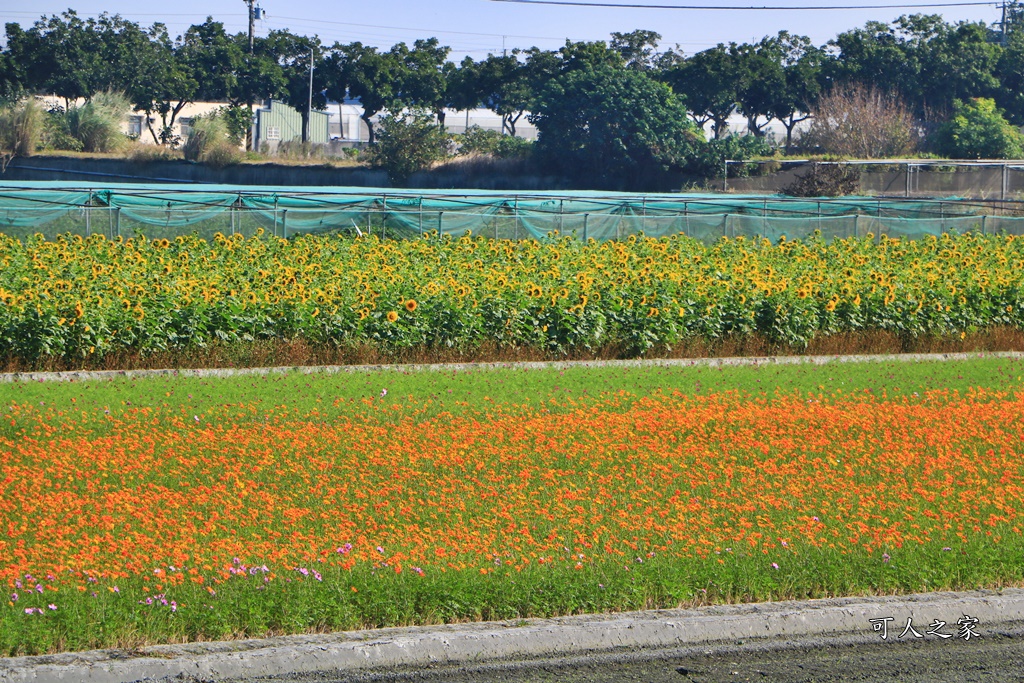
[1,229,1023,365]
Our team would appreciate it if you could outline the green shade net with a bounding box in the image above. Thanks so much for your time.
[0,181,1017,243]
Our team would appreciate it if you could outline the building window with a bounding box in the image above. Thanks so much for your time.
[179,117,194,137]
[267,126,281,140]
[128,116,142,137]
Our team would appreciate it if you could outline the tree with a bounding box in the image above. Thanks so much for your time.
[530,66,701,189]
[774,36,823,151]
[454,53,532,136]
[933,97,1024,158]
[265,30,328,144]
[800,83,919,158]
[328,42,404,145]
[732,36,787,137]
[665,44,741,139]
[609,29,662,71]
[394,38,451,126]
[126,23,196,145]
[3,11,102,106]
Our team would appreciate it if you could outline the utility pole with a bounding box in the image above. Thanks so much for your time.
[244,0,256,52]
[307,46,315,143]
[999,0,1007,46]
[244,0,257,151]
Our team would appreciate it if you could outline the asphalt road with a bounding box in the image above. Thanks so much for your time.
[249,623,1024,683]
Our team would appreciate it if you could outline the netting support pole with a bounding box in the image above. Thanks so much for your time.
[683,202,689,238]
[273,198,279,238]
[115,208,120,239]
[108,205,113,240]
[513,196,519,241]
[418,197,423,237]
[982,214,988,234]
[438,211,444,238]
[559,200,564,236]
[583,213,589,241]
[86,192,92,236]
[762,199,767,241]
[282,209,288,239]
[905,164,911,197]
[230,204,237,237]
[1002,164,1009,204]
[641,196,647,236]
[854,214,860,239]
[382,196,388,240]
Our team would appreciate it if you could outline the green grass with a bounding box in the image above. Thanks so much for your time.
[2,355,1022,425]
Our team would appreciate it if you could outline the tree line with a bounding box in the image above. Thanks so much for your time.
[4,8,1024,188]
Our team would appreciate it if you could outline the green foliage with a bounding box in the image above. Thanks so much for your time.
[686,134,775,179]
[39,105,83,151]
[933,98,1024,159]
[455,126,532,159]
[369,110,452,186]
[531,67,701,189]
[217,104,253,146]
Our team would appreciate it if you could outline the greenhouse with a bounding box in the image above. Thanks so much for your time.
[1,181,1021,243]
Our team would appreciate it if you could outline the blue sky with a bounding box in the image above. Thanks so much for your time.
[0,1,1005,60]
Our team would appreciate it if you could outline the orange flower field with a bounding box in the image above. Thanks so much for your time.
[2,380,1024,654]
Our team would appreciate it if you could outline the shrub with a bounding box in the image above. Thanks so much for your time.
[456,126,533,159]
[65,92,131,153]
[800,83,918,158]
[783,162,861,197]
[0,98,43,167]
[182,114,240,168]
[40,105,83,152]
[369,110,452,187]
[932,98,1024,159]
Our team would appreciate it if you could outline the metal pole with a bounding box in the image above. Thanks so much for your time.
[1002,163,1009,203]
[982,214,988,234]
[418,197,423,236]
[438,211,444,236]
[583,213,589,241]
[282,209,288,239]
[115,207,120,239]
[683,202,689,238]
[273,197,278,237]
[641,196,647,235]
[382,196,387,240]
[723,161,728,192]
[905,163,911,197]
[513,196,519,241]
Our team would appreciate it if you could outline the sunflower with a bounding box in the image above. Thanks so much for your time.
[386,310,399,323]
[405,299,418,312]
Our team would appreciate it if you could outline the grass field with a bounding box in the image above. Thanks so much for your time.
[2,356,1024,655]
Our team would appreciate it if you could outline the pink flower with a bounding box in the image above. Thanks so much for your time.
[48,604,56,611]
[771,563,780,570]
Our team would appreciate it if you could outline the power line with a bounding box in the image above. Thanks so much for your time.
[490,0,996,9]
[272,14,564,41]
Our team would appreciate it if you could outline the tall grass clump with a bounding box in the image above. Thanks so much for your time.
[182,113,242,168]
[65,92,131,153]
[0,98,43,168]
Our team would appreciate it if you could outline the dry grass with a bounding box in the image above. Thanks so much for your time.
[2,328,1022,373]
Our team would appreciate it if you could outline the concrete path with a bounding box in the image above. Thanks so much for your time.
[2,589,1022,683]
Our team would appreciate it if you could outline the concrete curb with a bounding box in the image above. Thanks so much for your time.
[2,589,1022,683]
[2,351,1022,384]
